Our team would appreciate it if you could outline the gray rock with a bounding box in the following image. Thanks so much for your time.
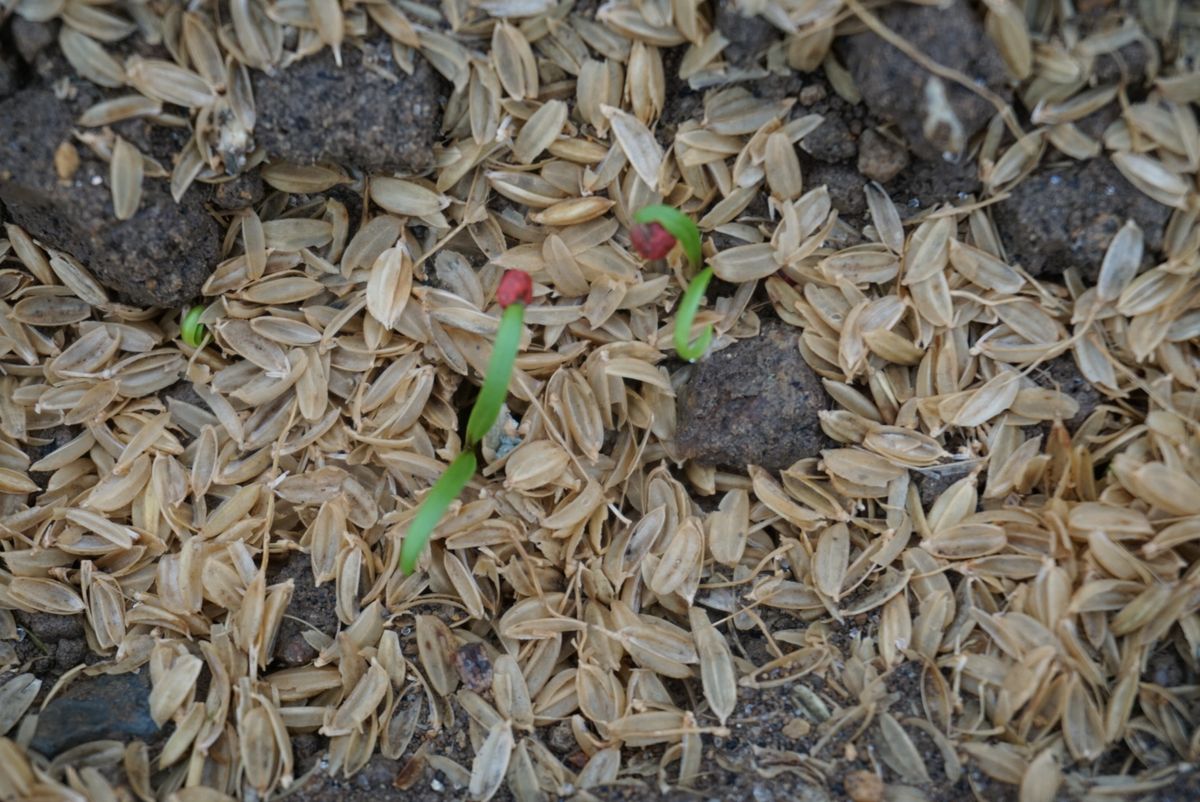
[991,158,1170,282]
[676,322,829,470]
[30,671,160,757]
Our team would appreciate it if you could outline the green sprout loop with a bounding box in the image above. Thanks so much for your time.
[465,302,525,446]
[180,305,208,348]
[633,206,713,362]
[674,266,714,361]
[398,450,478,575]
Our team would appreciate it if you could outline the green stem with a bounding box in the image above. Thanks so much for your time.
[674,266,714,362]
[399,450,478,575]
[465,302,525,447]
[634,205,703,270]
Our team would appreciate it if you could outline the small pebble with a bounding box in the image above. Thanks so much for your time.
[782,717,812,739]
[843,770,884,802]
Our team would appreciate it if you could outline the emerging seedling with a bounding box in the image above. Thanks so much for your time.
[180,305,208,348]
[466,271,530,445]
[631,205,712,361]
[399,269,531,574]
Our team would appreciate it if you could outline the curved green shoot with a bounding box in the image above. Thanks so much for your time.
[180,305,208,348]
[465,302,525,447]
[674,266,714,362]
[399,450,477,574]
[634,205,702,270]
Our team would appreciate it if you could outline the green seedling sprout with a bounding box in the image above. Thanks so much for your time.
[180,305,208,348]
[465,302,525,446]
[399,269,531,574]
[631,205,712,362]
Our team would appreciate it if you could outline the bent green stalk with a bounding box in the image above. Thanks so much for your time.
[465,301,525,446]
[399,449,477,574]
[634,205,702,269]
[674,266,714,361]
[180,305,207,348]
[633,205,714,361]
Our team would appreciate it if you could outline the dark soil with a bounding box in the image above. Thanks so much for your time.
[268,552,340,667]
[0,44,20,101]
[252,38,446,175]
[802,115,858,164]
[804,159,869,218]
[675,321,829,470]
[211,171,267,211]
[888,155,982,214]
[26,424,81,489]
[0,88,221,307]
[11,610,89,685]
[991,157,1170,282]
[837,0,1012,160]
[8,17,57,66]
[1032,354,1104,431]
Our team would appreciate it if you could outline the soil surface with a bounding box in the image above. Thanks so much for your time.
[0,88,221,306]
[252,38,445,175]
[675,322,829,470]
[269,552,340,668]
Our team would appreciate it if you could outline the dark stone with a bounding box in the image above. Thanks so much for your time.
[713,0,780,68]
[269,552,338,667]
[857,128,909,184]
[252,39,445,174]
[802,115,857,164]
[210,170,266,211]
[991,158,1170,282]
[676,322,829,470]
[0,88,221,307]
[837,0,1011,160]
[30,670,160,757]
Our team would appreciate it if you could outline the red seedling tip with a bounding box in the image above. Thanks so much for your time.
[497,269,533,308]
[631,222,676,260]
